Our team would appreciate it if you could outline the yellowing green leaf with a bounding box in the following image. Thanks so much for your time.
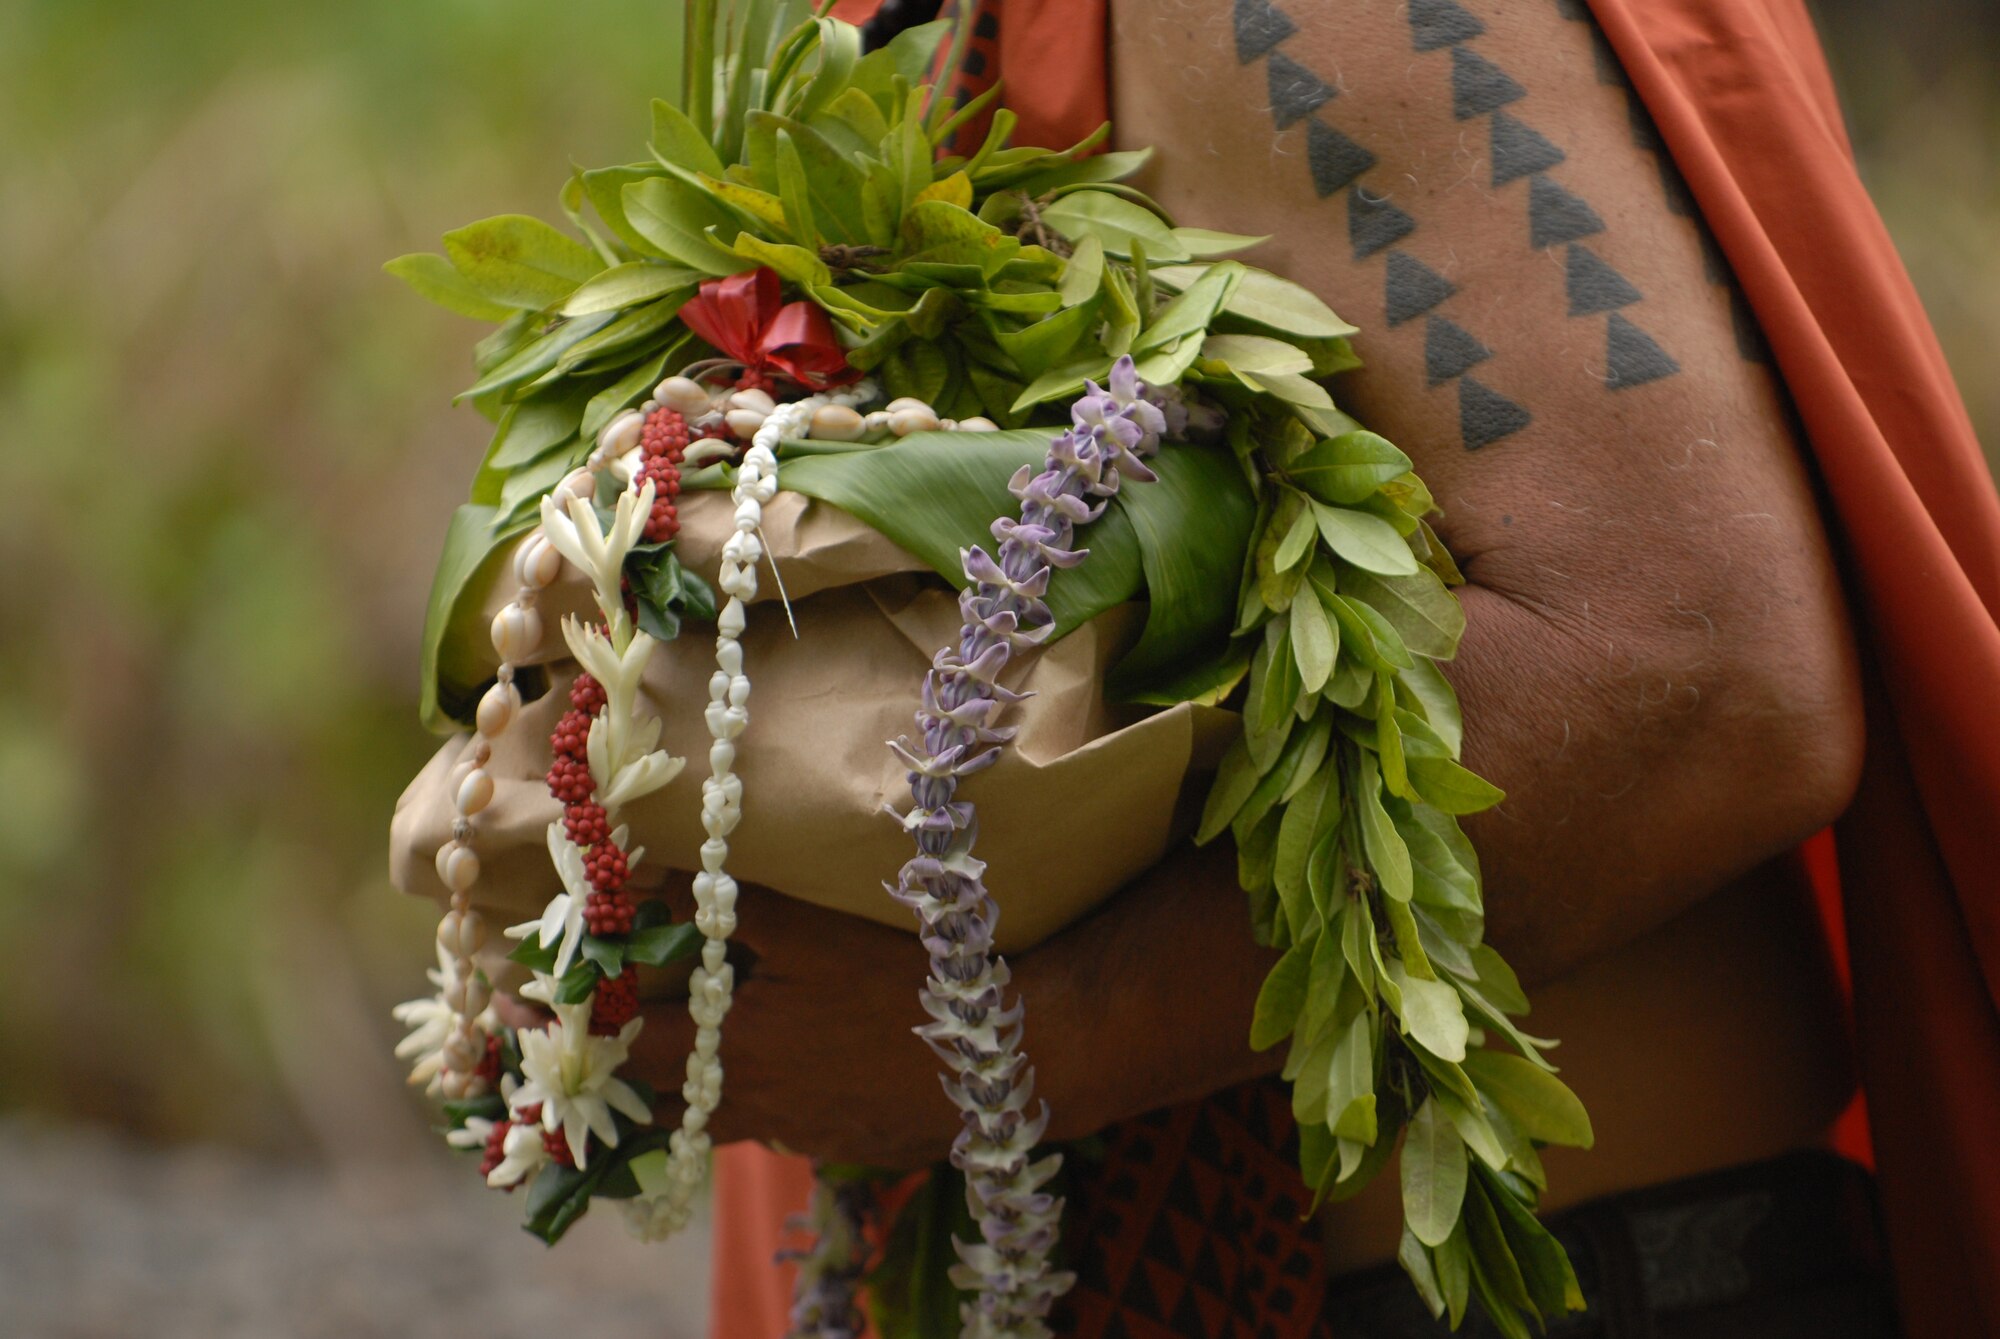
[1408,757,1505,815]
[1392,963,1470,1062]
[913,170,973,208]
[1040,190,1189,261]
[1358,753,1414,900]
[443,215,602,310]
[1290,587,1337,693]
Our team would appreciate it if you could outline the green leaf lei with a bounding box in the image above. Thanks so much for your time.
[392,5,1593,1333]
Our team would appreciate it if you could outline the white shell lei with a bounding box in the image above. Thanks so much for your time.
[397,375,1015,1239]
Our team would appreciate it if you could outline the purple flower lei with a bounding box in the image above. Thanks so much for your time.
[883,356,1169,1338]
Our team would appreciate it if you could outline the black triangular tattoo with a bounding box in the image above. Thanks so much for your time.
[1409,0,1486,51]
[1385,250,1455,325]
[1555,0,1590,18]
[1268,50,1334,128]
[1460,376,1533,449]
[1490,110,1567,185]
[1233,0,1297,63]
[1348,187,1417,259]
[1451,45,1526,119]
[1627,97,1663,153]
[1425,315,1493,384]
[1528,173,1605,247]
[1169,1289,1210,1338]
[1307,119,1377,197]
[1565,244,1642,315]
[1605,313,1681,388]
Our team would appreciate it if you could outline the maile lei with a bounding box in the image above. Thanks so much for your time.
[391,6,1594,1336]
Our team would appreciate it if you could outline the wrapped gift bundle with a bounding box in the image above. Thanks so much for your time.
[385,7,1594,1335]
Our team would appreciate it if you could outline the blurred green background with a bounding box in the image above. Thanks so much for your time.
[0,0,1990,1327]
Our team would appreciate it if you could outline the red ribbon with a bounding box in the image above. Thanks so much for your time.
[677,267,858,390]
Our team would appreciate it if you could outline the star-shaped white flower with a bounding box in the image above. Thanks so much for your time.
[392,944,468,1095]
[504,823,596,977]
[541,481,653,626]
[508,1002,651,1168]
[562,616,686,808]
[485,1118,551,1189]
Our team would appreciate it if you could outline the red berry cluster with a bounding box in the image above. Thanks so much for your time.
[544,670,638,937]
[475,1034,504,1085]
[509,1103,576,1168]
[480,1119,512,1180]
[590,968,639,1036]
[636,406,687,544]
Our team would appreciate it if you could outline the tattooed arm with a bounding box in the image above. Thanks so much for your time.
[1109,0,1863,979]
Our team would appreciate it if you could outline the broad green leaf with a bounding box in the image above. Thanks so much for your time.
[779,434,1247,678]
[898,200,1018,273]
[443,215,602,310]
[698,174,791,233]
[623,176,748,274]
[1340,567,1463,660]
[1468,943,1525,1013]
[1312,502,1420,575]
[1238,368,1335,410]
[1463,1176,1540,1327]
[625,922,703,968]
[1408,756,1505,815]
[485,379,602,470]
[774,129,819,245]
[1326,1010,1376,1143]
[732,232,831,286]
[1288,431,1414,505]
[1357,753,1414,901]
[456,313,615,401]
[994,300,1098,380]
[1329,593,1415,671]
[1197,737,1261,844]
[1155,263,1358,337]
[1203,332,1315,375]
[1058,234,1105,308]
[1399,806,1482,918]
[1135,262,1242,354]
[1006,148,1155,195]
[1401,1098,1469,1247]
[650,97,725,177]
[1391,962,1470,1062]
[1273,764,1329,933]
[420,506,533,732]
[913,170,973,209]
[1250,940,1312,1050]
[1039,190,1189,261]
[1289,587,1336,693]
[1437,1221,1473,1327]
[794,16,861,124]
[1482,1171,1585,1318]
[1272,504,1318,572]
[1173,226,1271,256]
[384,253,518,323]
[560,262,701,317]
[1400,1228,1448,1321]
[1461,1052,1593,1148]
[1399,658,1464,758]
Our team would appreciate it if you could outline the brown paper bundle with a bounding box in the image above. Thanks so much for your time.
[390,487,1238,953]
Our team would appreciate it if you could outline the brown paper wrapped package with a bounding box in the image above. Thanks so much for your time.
[390,487,1239,954]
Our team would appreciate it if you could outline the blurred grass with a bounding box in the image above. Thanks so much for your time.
[0,0,1992,1157]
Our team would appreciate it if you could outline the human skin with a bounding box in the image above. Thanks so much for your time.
[497,0,1868,1269]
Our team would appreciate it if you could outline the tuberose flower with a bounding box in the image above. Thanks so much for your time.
[509,1001,651,1168]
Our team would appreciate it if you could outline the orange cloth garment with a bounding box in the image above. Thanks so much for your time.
[710,1,2000,1334]
[1582,3,2000,1333]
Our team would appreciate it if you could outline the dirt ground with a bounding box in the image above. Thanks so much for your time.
[0,1119,711,1339]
